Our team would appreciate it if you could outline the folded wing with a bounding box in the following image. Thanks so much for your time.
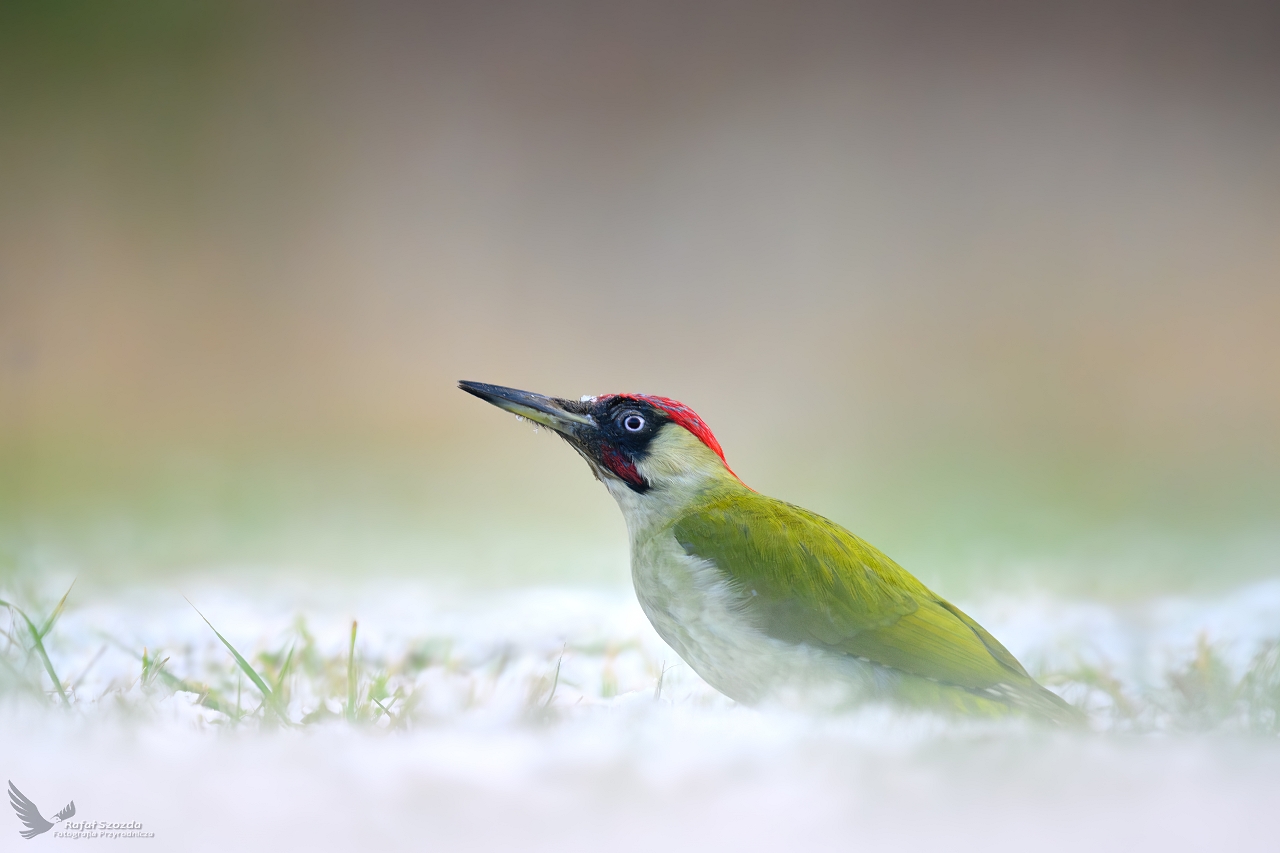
[673,495,1079,721]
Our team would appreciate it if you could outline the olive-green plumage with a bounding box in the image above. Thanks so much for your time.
[672,487,1081,723]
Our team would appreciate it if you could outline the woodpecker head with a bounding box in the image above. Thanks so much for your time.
[459,381,741,499]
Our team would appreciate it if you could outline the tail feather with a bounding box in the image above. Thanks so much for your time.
[1004,679,1086,727]
[895,672,1086,726]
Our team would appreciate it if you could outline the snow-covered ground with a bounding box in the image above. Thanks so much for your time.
[4,576,1280,851]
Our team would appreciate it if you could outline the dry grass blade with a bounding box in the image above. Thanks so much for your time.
[69,644,108,693]
[543,646,565,709]
[37,581,76,639]
[346,620,358,723]
[154,668,233,717]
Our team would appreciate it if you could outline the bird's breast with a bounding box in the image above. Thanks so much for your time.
[628,527,878,706]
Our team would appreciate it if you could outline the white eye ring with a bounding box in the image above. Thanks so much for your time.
[622,414,645,432]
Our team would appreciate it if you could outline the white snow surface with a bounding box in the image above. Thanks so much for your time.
[4,576,1280,852]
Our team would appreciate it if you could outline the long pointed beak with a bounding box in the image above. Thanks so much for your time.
[458,381,595,434]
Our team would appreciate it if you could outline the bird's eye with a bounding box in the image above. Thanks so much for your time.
[622,414,645,432]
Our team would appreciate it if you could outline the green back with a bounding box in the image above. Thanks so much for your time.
[671,491,1035,691]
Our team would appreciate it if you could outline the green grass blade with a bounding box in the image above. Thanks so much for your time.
[186,597,283,721]
[0,598,69,707]
[20,611,68,707]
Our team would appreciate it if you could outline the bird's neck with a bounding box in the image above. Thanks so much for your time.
[604,426,746,542]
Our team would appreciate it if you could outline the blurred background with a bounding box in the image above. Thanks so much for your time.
[2,0,1278,598]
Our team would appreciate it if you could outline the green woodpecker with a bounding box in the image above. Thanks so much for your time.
[460,381,1081,724]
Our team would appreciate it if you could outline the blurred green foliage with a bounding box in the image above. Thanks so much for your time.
[2,0,1276,599]
[0,0,260,199]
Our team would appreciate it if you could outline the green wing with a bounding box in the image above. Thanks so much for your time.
[672,493,1048,696]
